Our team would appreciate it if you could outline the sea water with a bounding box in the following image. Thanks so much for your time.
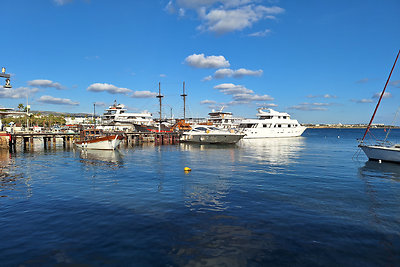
[1,128,400,266]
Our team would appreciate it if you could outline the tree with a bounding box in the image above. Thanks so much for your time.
[17,103,25,111]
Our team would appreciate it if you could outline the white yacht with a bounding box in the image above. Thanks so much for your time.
[180,125,245,144]
[102,101,154,126]
[238,108,306,139]
[207,107,242,129]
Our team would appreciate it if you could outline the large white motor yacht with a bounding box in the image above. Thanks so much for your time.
[238,108,306,139]
[102,102,153,126]
[207,107,242,129]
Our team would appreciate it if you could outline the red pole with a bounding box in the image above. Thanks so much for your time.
[361,49,400,142]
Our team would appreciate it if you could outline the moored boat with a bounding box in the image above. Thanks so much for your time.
[238,108,306,139]
[359,49,400,163]
[180,125,245,144]
[74,129,123,150]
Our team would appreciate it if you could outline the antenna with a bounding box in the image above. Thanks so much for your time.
[181,81,187,120]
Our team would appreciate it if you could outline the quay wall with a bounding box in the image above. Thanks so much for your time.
[4,131,180,152]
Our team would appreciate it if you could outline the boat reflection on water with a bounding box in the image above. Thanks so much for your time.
[238,137,305,165]
[0,150,32,198]
[358,160,400,181]
[78,149,123,168]
[179,142,238,151]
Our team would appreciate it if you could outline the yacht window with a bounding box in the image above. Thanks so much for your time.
[278,124,281,128]
[261,116,272,119]
[120,111,125,114]
[263,124,267,128]
[95,130,100,134]
[239,123,256,128]
[288,124,291,128]
[283,116,287,119]
[90,130,95,134]
[278,116,281,119]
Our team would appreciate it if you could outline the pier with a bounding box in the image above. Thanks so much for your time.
[3,131,180,152]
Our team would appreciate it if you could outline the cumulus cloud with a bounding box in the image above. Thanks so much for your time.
[131,91,157,98]
[94,101,107,107]
[0,87,39,99]
[200,99,217,105]
[351,99,373,104]
[185,53,230,68]
[167,1,284,34]
[289,102,332,111]
[248,29,271,37]
[390,80,400,88]
[28,79,65,90]
[54,0,72,5]
[214,83,253,94]
[159,74,167,77]
[199,5,284,34]
[213,68,263,79]
[307,94,337,99]
[38,95,79,106]
[372,92,392,99]
[202,75,213,82]
[233,93,273,101]
[87,83,132,94]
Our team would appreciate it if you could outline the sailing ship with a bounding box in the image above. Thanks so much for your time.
[359,49,400,163]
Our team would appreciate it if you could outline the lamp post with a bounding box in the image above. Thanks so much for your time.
[0,67,12,88]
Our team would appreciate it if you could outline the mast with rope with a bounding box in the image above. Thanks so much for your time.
[361,49,400,143]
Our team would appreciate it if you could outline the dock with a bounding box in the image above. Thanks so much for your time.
[2,131,180,152]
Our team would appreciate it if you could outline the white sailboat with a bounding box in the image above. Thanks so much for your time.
[359,49,400,163]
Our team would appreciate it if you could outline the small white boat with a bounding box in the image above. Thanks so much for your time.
[74,129,123,150]
[180,125,245,144]
[238,108,306,139]
[359,144,400,163]
[359,50,400,163]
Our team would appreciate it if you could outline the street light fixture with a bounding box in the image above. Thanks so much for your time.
[0,67,12,88]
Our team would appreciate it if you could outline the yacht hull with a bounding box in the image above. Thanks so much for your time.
[359,144,400,163]
[75,135,123,150]
[180,133,244,144]
[242,127,306,139]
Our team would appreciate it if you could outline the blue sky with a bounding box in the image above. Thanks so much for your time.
[1,0,400,124]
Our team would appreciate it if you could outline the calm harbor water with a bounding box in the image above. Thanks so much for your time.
[1,128,400,266]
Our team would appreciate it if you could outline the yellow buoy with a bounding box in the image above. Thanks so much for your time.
[184,167,191,172]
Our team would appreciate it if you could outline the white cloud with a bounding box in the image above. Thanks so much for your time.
[200,5,283,34]
[351,99,373,104]
[248,29,271,37]
[168,1,284,34]
[28,79,65,90]
[131,91,157,98]
[202,75,213,82]
[390,80,400,88]
[373,91,392,99]
[159,74,167,77]
[53,0,73,5]
[214,83,253,94]
[289,102,332,111]
[307,94,337,99]
[207,68,263,80]
[0,87,39,99]
[200,99,217,105]
[214,68,234,79]
[87,83,132,94]
[233,93,273,101]
[38,95,79,106]
[185,53,230,68]
[94,101,107,107]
